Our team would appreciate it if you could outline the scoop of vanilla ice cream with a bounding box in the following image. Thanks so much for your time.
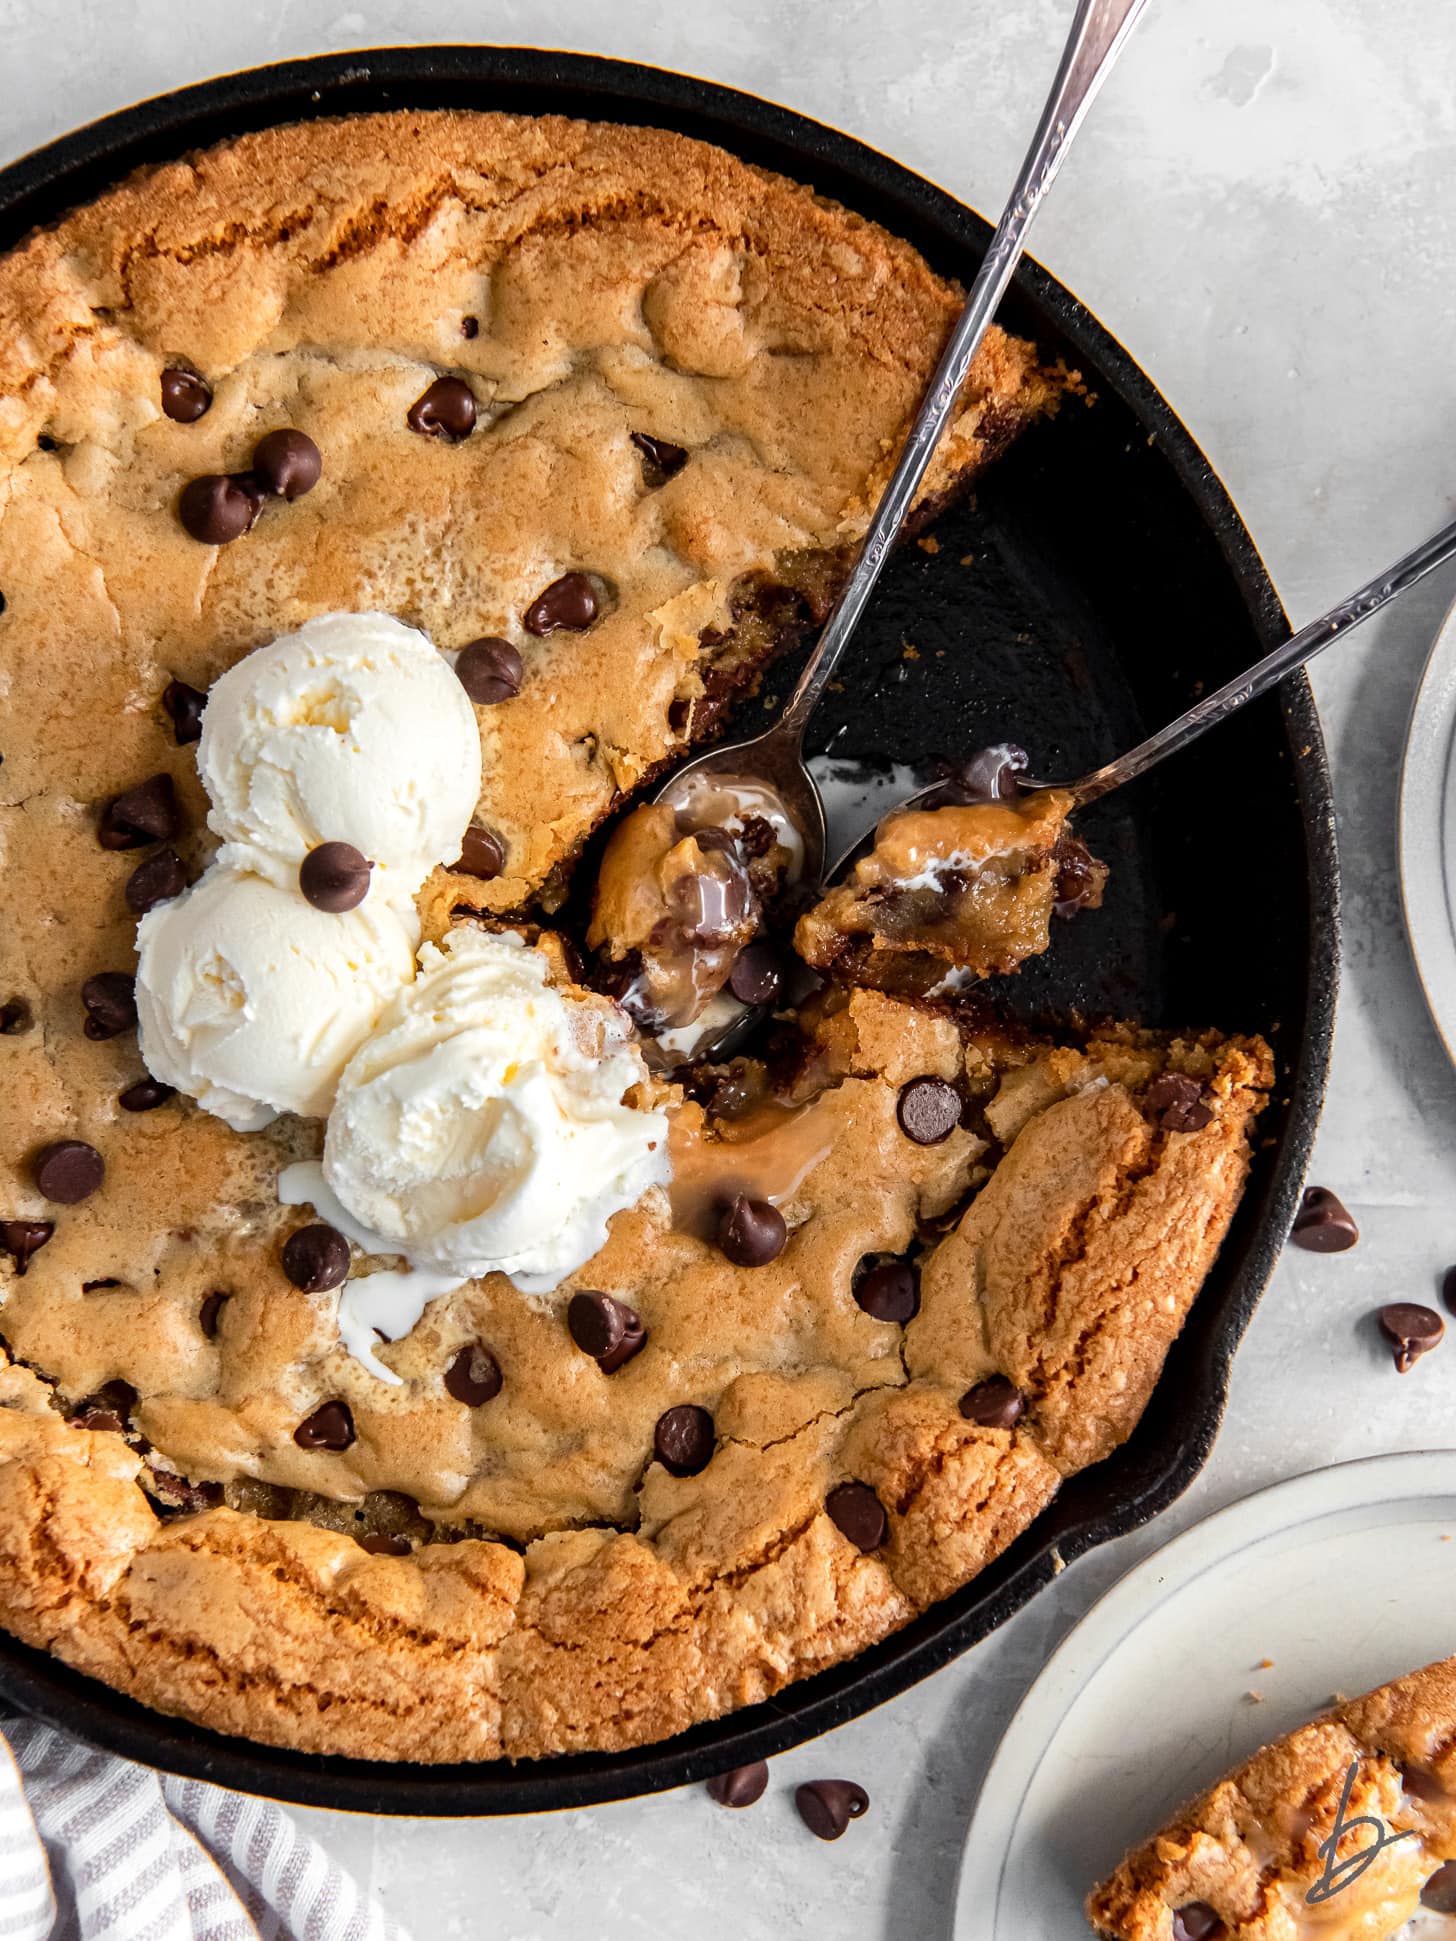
[136,868,420,1130]
[320,928,668,1290]
[198,612,482,902]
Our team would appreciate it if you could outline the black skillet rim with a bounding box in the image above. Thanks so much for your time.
[0,45,1339,1815]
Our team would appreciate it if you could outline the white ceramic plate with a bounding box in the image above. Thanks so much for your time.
[954,1451,1456,1939]
[1400,597,1456,1064]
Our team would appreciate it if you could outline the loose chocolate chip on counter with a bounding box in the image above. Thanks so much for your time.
[125,846,187,914]
[717,1194,787,1268]
[299,842,372,913]
[119,1077,174,1112]
[406,376,478,440]
[294,1400,356,1450]
[199,1291,229,1338]
[897,1075,962,1145]
[451,825,505,881]
[705,1761,769,1808]
[81,971,137,1040]
[1423,1861,1456,1913]
[1171,1906,1226,1941]
[359,1532,412,1556]
[160,368,213,423]
[567,1290,647,1373]
[1,1220,53,1275]
[1378,1302,1444,1373]
[631,431,689,487]
[825,1481,888,1552]
[162,678,207,744]
[1290,1186,1359,1253]
[728,940,785,1007]
[794,1780,869,1842]
[178,472,265,545]
[0,997,32,1034]
[98,772,180,849]
[524,572,599,635]
[959,1375,1026,1429]
[854,1258,919,1324]
[653,1404,715,1477]
[455,637,523,704]
[444,1342,503,1407]
[32,1140,104,1205]
[281,1223,352,1293]
[1144,1071,1213,1133]
[252,427,322,500]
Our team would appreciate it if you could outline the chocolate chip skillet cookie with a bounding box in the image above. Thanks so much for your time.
[0,109,1270,1762]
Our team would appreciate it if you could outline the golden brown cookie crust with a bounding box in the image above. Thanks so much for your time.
[0,107,1262,1763]
[1088,1656,1456,1939]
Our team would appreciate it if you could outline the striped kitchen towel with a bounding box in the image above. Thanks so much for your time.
[0,1712,410,1941]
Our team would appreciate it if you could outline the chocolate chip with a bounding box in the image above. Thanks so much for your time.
[69,1381,136,1434]
[897,1075,961,1145]
[524,572,598,635]
[794,1780,869,1841]
[81,971,137,1040]
[653,1404,715,1476]
[825,1481,888,1552]
[1170,1907,1225,1941]
[1290,1186,1359,1253]
[705,1761,769,1808]
[631,430,689,487]
[406,376,478,440]
[1145,1071,1213,1133]
[119,1077,174,1112]
[567,1290,647,1373]
[199,1291,228,1338]
[959,1375,1025,1429]
[160,368,213,423]
[293,1400,355,1450]
[444,1343,503,1407]
[1,1220,53,1275]
[162,679,207,744]
[854,1258,919,1324]
[1053,838,1102,918]
[0,997,32,1035]
[299,842,372,913]
[281,1224,351,1293]
[451,825,505,880]
[359,1532,411,1556]
[98,772,180,849]
[125,846,187,914]
[1378,1302,1444,1373]
[145,1465,222,1514]
[177,472,265,544]
[251,427,321,500]
[32,1140,103,1204]
[461,314,480,339]
[717,1194,787,1268]
[728,941,785,1007]
[455,637,523,704]
[1423,1861,1456,1913]
[936,744,1029,804]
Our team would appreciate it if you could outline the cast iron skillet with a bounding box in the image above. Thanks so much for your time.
[0,46,1338,1813]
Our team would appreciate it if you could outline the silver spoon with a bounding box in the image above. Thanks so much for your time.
[828,510,1456,877]
[654,0,1152,884]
